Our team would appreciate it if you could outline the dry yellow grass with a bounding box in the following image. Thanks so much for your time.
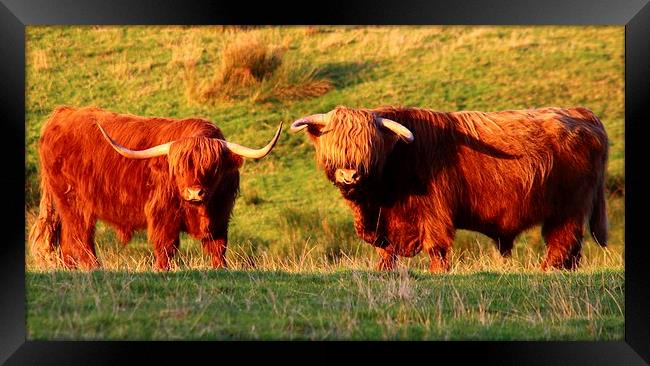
[198,37,283,100]
[24,224,623,276]
[31,49,49,71]
[175,33,334,103]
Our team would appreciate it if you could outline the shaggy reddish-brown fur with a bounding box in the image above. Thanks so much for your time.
[29,106,246,270]
[301,106,608,272]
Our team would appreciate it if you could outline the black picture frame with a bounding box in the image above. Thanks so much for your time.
[2,0,649,364]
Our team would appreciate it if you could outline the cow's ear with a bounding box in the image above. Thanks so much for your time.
[228,152,244,169]
[304,124,329,138]
[380,132,399,147]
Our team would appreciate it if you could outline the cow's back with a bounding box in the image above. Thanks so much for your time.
[374,106,608,238]
[450,107,608,235]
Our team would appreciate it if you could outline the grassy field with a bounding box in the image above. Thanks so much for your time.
[25,25,625,340]
[27,270,623,340]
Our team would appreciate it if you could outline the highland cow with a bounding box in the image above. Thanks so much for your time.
[291,106,608,272]
[29,106,282,270]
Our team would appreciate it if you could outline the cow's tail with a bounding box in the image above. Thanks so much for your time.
[28,175,62,267]
[588,112,608,248]
[589,173,608,247]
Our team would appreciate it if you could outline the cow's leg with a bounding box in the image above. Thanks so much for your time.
[145,196,182,271]
[426,245,451,273]
[202,171,238,270]
[375,247,397,271]
[147,217,180,271]
[495,236,515,257]
[541,216,584,270]
[149,223,179,271]
[202,233,228,269]
[115,226,133,245]
[424,230,454,273]
[59,211,98,270]
[151,234,180,271]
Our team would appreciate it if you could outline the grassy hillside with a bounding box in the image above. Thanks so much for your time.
[24,26,625,340]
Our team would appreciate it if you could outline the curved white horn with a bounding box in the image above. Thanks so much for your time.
[290,113,328,132]
[222,122,283,159]
[377,117,415,143]
[96,122,172,159]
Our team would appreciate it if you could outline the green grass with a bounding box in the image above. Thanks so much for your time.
[27,270,623,340]
[25,25,625,340]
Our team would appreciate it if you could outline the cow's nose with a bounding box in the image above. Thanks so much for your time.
[335,169,360,185]
[185,187,206,202]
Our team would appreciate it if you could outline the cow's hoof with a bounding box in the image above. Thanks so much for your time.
[376,261,395,271]
[429,262,450,274]
[211,260,228,270]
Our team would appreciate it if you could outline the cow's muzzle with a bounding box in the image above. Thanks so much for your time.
[335,169,360,185]
[183,186,207,203]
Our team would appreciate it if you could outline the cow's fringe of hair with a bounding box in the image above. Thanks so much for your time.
[314,107,386,175]
[167,136,227,179]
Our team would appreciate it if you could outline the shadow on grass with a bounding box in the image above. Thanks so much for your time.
[26,267,625,284]
[315,61,377,89]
